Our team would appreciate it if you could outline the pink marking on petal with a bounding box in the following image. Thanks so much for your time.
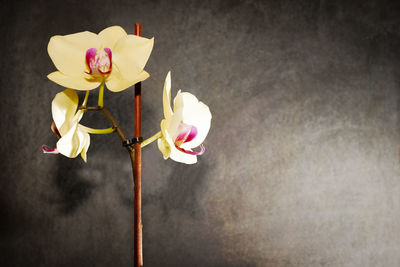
[97,50,111,74]
[174,124,202,155]
[175,144,205,155]
[85,48,97,74]
[185,126,197,143]
[175,128,190,143]
[41,144,59,154]
[102,48,112,74]
[175,124,197,143]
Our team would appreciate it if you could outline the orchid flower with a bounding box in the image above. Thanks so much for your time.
[157,72,212,164]
[42,89,90,162]
[47,26,154,92]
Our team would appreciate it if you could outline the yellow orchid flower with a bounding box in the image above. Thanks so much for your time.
[47,26,154,92]
[42,89,90,162]
[157,72,212,164]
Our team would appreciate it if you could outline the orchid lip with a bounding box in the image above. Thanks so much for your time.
[85,48,112,75]
[175,123,197,144]
[175,144,205,155]
[174,124,205,156]
[41,144,59,154]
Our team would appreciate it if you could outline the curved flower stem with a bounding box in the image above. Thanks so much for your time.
[81,106,101,111]
[98,82,105,108]
[78,105,133,152]
[141,131,162,148]
[79,125,115,134]
[77,105,162,150]
[100,108,132,151]
[82,90,90,108]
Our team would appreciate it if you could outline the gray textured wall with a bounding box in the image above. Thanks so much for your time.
[1,0,399,266]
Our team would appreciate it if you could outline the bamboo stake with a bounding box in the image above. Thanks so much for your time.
[133,22,143,267]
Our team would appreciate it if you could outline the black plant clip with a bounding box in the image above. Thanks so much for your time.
[122,137,144,147]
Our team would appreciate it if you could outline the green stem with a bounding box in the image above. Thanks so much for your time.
[98,82,105,108]
[82,90,90,108]
[80,125,115,134]
[141,131,162,148]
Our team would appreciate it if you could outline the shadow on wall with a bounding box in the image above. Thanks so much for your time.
[142,160,257,267]
[397,76,400,136]
[52,157,96,215]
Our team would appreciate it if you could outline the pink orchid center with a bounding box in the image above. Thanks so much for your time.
[85,48,112,76]
[174,123,205,155]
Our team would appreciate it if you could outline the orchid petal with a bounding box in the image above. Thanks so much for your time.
[52,89,79,136]
[113,35,154,80]
[56,123,80,158]
[48,31,100,76]
[168,139,198,164]
[56,117,88,160]
[157,120,171,159]
[165,106,184,140]
[174,91,212,149]
[98,26,127,49]
[77,125,90,162]
[73,110,84,125]
[48,71,101,91]
[105,68,149,92]
[163,71,173,120]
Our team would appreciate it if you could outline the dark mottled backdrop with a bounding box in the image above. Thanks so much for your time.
[1,0,399,266]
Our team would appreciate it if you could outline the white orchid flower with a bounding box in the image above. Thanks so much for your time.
[42,89,90,162]
[47,26,154,92]
[157,72,212,164]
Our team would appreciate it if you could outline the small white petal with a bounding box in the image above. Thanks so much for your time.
[158,120,171,159]
[77,125,90,162]
[163,71,173,120]
[106,68,149,92]
[167,138,197,164]
[52,89,79,136]
[56,123,80,158]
